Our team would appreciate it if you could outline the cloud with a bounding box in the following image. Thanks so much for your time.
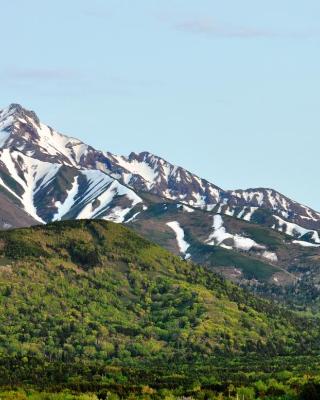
[172,17,319,39]
[3,69,161,90]
[174,18,277,38]
[1,67,163,98]
[4,67,77,81]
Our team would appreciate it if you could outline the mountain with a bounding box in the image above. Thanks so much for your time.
[0,220,319,376]
[1,103,320,305]
[0,104,145,227]
[126,199,320,308]
[104,152,320,232]
[1,103,319,233]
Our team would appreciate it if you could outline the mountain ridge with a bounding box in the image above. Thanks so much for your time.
[1,103,320,304]
[0,103,319,231]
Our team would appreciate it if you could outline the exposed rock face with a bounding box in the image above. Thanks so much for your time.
[0,103,319,247]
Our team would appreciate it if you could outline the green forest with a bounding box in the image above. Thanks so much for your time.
[0,220,320,399]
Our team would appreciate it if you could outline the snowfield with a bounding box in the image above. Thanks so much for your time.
[0,150,143,224]
[166,221,190,256]
[274,216,320,243]
[53,177,79,221]
[206,215,265,252]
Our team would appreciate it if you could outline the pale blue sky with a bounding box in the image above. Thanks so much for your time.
[1,0,319,209]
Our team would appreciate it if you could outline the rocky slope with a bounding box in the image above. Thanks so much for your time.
[1,103,320,301]
[0,105,145,227]
[104,152,320,233]
[1,103,319,236]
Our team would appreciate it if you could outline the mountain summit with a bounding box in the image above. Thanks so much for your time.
[1,104,319,228]
[0,104,143,225]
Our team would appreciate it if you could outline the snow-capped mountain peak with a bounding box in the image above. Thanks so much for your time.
[0,104,91,167]
[0,104,144,227]
[1,103,320,246]
[0,103,41,126]
[104,150,223,207]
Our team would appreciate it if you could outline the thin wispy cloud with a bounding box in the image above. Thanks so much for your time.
[175,18,276,38]
[171,17,318,39]
[4,67,78,81]
[1,67,163,98]
[4,68,160,88]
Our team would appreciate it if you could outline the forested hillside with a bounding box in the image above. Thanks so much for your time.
[0,221,319,374]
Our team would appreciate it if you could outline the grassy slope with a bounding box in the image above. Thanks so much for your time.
[0,219,319,371]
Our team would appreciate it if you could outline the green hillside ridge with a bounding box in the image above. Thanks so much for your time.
[128,200,320,310]
[0,220,319,387]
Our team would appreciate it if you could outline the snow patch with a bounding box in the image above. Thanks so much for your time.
[76,170,143,223]
[243,207,258,221]
[0,130,10,147]
[125,212,141,223]
[274,216,320,243]
[166,221,190,254]
[261,251,278,262]
[0,150,61,222]
[292,240,320,248]
[112,155,158,189]
[206,215,265,251]
[182,205,194,213]
[53,176,79,221]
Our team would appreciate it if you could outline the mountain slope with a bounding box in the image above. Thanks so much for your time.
[0,105,145,224]
[127,198,320,302]
[0,149,143,224]
[0,219,319,371]
[0,191,38,229]
[1,103,320,305]
[1,103,319,239]
[103,151,320,233]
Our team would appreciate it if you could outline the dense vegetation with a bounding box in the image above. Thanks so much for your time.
[1,358,320,399]
[0,220,320,398]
